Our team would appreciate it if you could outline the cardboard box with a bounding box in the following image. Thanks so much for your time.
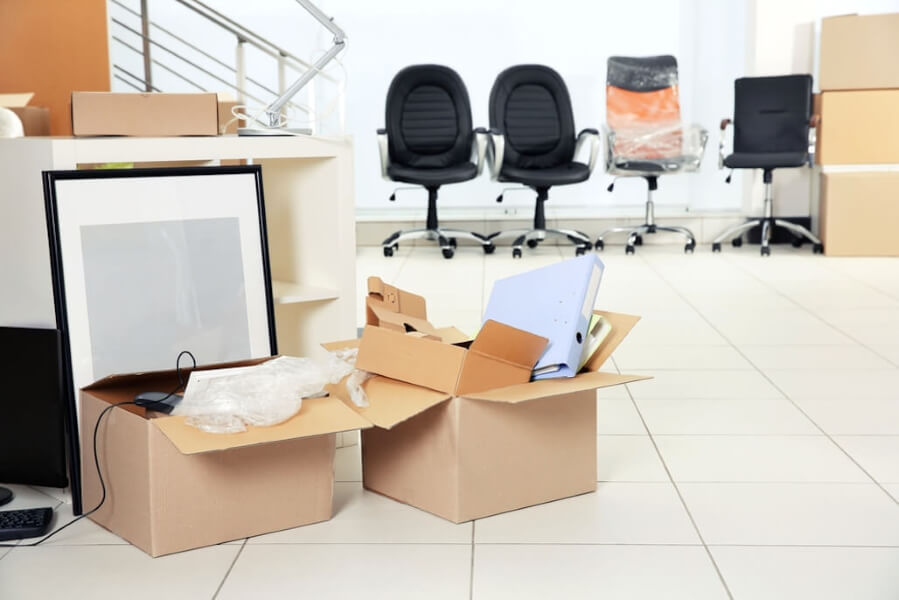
[327,278,647,523]
[80,357,371,557]
[820,13,899,91]
[0,92,50,136]
[815,90,899,165]
[820,172,899,256]
[71,92,219,137]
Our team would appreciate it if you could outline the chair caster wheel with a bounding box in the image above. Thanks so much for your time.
[791,238,803,248]
[512,248,522,259]
[633,235,643,246]
[594,239,604,251]
[761,246,771,257]
[813,243,824,254]
[449,238,457,248]
[625,245,635,255]
[732,238,743,248]
[442,248,454,259]
[383,246,394,257]
[575,245,586,256]
[685,241,695,254]
[483,243,496,254]
[712,242,722,253]
[526,239,539,249]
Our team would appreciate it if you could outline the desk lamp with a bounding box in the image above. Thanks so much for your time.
[238,0,346,136]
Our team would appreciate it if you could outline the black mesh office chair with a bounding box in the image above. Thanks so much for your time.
[712,75,823,256]
[485,65,599,258]
[378,65,493,259]
[595,55,707,254]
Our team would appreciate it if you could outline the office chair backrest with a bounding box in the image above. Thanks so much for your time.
[489,64,576,169]
[385,64,473,169]
[606,55,681,158]
[733,74,812,154]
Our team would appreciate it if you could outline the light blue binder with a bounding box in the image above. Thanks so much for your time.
[482,254,605,380]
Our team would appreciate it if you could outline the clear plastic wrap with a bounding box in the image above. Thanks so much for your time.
[604,55,707,172]
[172,351,373,433]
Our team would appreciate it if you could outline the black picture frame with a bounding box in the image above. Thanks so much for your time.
[43,165,277,514]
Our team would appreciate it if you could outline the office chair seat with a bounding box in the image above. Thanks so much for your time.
[499,162,590,187]
[723,151,808,170]
[386,162,478,186]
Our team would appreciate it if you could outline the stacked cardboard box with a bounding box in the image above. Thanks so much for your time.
[816,13,899,256]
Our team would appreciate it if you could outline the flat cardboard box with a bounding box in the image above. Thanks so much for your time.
[819,172,899,256]
[80,357,371,557]
[71,92,219,137]
[0,92,50,136]
[815,90,899,165]
[327,277,648,523]
[819,13,899,91]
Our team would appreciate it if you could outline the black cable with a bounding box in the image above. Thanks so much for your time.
[0,350,196,547]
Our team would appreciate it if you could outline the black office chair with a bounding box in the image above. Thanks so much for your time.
[378,65,493,259]
[485,65,599,258]
[595,55,707,254]
[712,75,823,256]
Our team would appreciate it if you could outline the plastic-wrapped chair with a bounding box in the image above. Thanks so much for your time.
[595,55,707,254]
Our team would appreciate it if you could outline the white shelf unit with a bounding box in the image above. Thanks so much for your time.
[0,135,357,359]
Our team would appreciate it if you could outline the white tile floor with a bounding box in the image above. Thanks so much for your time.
[2,243,899,599]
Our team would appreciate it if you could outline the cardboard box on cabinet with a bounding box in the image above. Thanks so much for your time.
[325,277,649,523]
[71,92,219,137]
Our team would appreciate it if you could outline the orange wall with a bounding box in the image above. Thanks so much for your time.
[0,0,110,135]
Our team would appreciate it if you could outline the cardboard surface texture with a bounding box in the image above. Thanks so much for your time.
[819,13,899,91]
[80,357,359,557]
[71,92,219,137]
[0,92,50,136]
[335,277,648,523]
[820,172,899,256]
[815,90,899,165]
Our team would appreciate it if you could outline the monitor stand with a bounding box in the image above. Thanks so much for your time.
[0,486,12,507]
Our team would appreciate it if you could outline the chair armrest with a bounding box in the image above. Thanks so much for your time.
[808,116,819,166]
[486,128,505,181]
[601,124,616,172]
[718,119,732,169]
[473,127,488,176]
[575,128,600,175]
[376,128,390,181]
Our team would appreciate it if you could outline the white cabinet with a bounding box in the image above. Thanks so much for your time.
[0,135,357,357]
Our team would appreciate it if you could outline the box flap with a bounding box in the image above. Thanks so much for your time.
[320,338,360,352]
[342,376,451,429]
[355,326,466,394]
[151,395,371,455]
[582,311,641,372]
[454,320,548,396]
[366,298,441,339]
[434,326,472,345]
[464,371,652,404]
[366,276,428,321]
[83,357,273,391]
[0,92,34,108]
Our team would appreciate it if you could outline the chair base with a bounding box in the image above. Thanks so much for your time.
[595,175,696,255]
[487,228,592,259]
[711,177,823,256]
[711,218,823,256]
[382,228,494,259]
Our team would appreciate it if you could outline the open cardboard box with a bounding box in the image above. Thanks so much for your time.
[325,277,649,523]
[80,357,370,557]
[0,92,50,136]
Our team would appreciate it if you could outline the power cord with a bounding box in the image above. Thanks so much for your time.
[0,350,196,547]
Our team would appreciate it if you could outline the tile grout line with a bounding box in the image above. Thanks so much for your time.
[211,538,247,600]
[612,253,736,600]
[638,250,899,508]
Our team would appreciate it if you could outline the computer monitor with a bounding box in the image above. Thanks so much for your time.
[0,327,68,505]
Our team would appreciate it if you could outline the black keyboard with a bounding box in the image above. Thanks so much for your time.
[0,507,54,541]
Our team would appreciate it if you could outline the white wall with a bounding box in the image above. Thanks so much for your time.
[109,0,748,218]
